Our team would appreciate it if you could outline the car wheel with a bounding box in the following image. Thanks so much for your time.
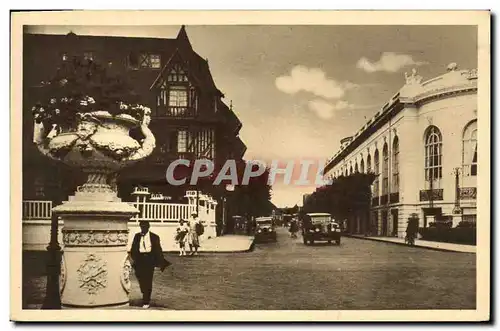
[336,239,341,245]
[327,240,332,244]
[310,240,314,245]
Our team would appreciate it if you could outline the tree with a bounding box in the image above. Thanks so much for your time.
[227,161,273,219]
[302,172,376,223]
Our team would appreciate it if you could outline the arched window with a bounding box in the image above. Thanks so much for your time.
[349,165,353,175]
[462,120,477,176]
[360,158,365,173]
[382,143,389,195]
[392,136,400,192]
[374,149,380,196]
[367,154,372,173]
[355,162,359,173]
[424,126,442,181]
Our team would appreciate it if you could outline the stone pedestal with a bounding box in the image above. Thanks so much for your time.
[54,188,138,309]
[33,106,156,309]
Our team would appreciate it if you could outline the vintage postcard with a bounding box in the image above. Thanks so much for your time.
[10,10,490,322]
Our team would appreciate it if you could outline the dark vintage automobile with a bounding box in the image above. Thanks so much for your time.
[301,213,341,245]
[254,217,277,242]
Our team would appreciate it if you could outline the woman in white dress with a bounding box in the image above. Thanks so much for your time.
[175,219,189,256]
[187,213,201,255]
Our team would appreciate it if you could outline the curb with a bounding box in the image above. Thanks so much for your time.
[344,234,476,254]
[162,238,255,254]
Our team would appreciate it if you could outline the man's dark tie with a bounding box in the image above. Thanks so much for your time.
[143,234,147,251]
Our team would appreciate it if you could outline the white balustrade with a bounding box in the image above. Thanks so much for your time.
[130,202,193,222]
[22,200,52,219]
[22,195,217,225]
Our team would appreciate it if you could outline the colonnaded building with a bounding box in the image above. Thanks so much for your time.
[324,63,478,238]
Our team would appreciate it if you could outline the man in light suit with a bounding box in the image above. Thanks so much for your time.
[131,221,170,308]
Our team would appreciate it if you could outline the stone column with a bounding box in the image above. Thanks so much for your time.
[54,174,138,309]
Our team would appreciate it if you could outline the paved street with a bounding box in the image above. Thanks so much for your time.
[129,227,476,310]
[23,227,476,310]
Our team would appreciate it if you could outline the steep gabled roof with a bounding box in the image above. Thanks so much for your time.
[149,26,224,96]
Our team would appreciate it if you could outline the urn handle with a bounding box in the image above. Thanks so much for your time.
[33,121,61,161]
[123,110,156,162]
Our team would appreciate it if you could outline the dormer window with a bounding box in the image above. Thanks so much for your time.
[150,54,161,68]
[128,52,161,69]
[156,63,197,117]
[140,53,161,69]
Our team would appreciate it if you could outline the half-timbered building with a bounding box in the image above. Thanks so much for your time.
[22,26,246,212]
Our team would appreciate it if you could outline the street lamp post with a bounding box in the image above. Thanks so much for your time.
[452,167,463,226]
[42,199,62,309]
[223,184,235,236]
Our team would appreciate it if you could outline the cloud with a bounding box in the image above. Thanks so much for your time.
[356,52,427,73]
[275,65,357,99]
[308,99,353,119]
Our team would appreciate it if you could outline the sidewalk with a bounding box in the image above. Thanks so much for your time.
[164,234,254,253]
[346,234,476,253]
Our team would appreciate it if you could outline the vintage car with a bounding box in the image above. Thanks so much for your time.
[301,213,341,245]
[254,217,277,242]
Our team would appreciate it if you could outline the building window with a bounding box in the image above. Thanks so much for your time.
[355,162,359,173]
[424,126,442,181]
[374,149,380,197]
[139,53,161,69]
[349,166,353,175]
[177,130,188,153]
[157,81,169,108]
[392,136,399,193]
[83,52,94,61]
[128,52,161,69]
[360,159,365,173]
[462,120,477,176]
[196,129,215,159]
[167,63,188,82]
[382,143,389,195]
[169,86,188,108]
[367,154,372,173]
[150,54,161,68]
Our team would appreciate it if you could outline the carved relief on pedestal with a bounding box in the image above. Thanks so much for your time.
[77,254,108,295]
[120,256,133,293]
[63,229,129,246]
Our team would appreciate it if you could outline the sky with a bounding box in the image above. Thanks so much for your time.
[26,25,478,207]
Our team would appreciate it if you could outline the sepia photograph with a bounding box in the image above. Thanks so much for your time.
[10,10,490,322]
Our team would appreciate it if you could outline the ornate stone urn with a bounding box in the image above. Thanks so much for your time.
[33,109,155,309]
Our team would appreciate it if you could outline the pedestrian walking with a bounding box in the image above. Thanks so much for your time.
[175,219,189,256]
[405,214,419,245]
[130,221,171,309]
[289,219,298,238]
[187,212,202,256]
